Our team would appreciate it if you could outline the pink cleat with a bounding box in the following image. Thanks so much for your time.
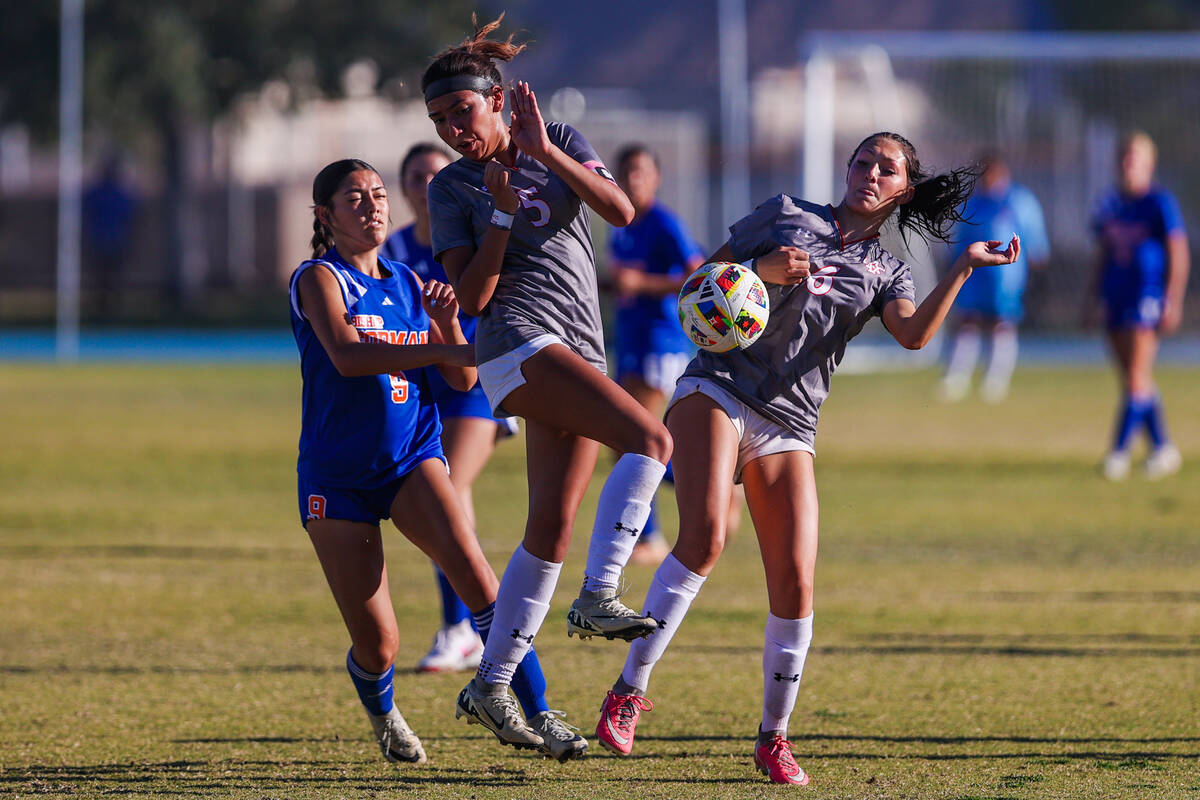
[595,690,653,756]
[754,734,809,785]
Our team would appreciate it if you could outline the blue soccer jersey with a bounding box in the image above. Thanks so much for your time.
[1091,185,1186,326]
[289,249,443,489]
[609,203,704,358]
[382,224,495,421]
[951,183,1049,321]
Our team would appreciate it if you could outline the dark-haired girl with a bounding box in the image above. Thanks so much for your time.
[422,16,672,750]
[291,159,582,765]
[593,133,1020,786]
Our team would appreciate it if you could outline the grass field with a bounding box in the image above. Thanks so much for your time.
[0,363,1197,799]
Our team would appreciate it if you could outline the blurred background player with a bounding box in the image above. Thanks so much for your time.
[939,150,1049,403]
[292,158,585,764]
[1088,130,1189,480]
[423,16,671,748]
[82,153,138,320]
[383,142,511,674]
[608,144,705,565]
[592,132,1020,785]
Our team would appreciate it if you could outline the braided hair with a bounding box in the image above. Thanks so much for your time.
[310,158,378,258]
[848,132,978,245]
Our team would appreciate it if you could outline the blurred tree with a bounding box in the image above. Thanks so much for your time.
[0,0,484,306]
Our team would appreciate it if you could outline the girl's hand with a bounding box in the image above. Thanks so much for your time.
[754,246,811,285]
[483,160,519,214]
[422,280,460,329]
[509,81,552,161]
[965,235,1021,270]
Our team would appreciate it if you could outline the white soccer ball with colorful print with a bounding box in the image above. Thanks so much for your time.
[677,262,770,353]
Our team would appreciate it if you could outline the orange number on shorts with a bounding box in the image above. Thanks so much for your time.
[307,495,327,520]
[389,374,409,403]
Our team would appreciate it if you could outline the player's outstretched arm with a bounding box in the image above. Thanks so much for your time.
[298,265,474,377]
[883,235,1020,350]
[509,82,634,227]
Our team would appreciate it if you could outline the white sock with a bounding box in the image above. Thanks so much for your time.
[944,327,981,385]
[620,554,706,692]
[982,324,1018,397]
[477,545,561,686]
[761,613,813,735]
[583,453,666,592]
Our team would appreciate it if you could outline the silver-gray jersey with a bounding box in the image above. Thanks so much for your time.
[429,122,611,370]
[684,195,916,446]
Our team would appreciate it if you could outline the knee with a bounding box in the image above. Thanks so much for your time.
[633,422,673,465]
[353,628,399,674]
[674,527,726,575]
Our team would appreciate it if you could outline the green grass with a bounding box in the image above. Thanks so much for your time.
[1,364,1197,799]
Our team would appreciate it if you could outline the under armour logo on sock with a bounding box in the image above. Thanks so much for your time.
[645,610,667,630]
[511,629,534,644]
[613,522,640,536]
[773,672,800,683]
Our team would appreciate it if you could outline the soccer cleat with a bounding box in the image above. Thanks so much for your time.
[567,587,659,641]
[455,679,544,751]
[1101,450,1131,481]
[416,619,484,673]
[595,690,653,757]
[754,733,809,786]
[530,710,589,762]
[1144,444,1182,479]
[366,706,427,764]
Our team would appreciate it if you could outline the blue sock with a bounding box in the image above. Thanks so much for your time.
[1113,395,1150,452]
[346,648,393,716]
[472,603,550,717]
[435,564,471,627]
[1144,394,1169,449]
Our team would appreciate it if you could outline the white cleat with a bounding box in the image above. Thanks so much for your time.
[530,710,588,762]
[416,619,484,673]
[366,706,427,764]
[455,679,544,751]
[1144,444,1182,479]
[567,587,658,641]
[1101,450,1131,481]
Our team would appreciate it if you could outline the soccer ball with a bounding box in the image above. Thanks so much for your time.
[677,262,770,353]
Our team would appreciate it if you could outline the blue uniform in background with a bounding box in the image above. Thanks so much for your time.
[1091,185,1186,329]
[951,183,1048,321]
[610,203,703,386]
[289,249,442,525]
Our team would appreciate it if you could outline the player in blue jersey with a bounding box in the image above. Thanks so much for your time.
[608,144,706,565]
[593,133,1020,785]
[383,142,512,674]
[939,151,1049,403]
[291,158,586,764]
[1088,131,1189,480]
[422,16,673,748]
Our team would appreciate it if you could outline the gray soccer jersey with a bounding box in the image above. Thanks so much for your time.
[428,122,610,370]
[684,195,916,447]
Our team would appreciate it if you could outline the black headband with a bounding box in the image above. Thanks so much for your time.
[424,75,498,104]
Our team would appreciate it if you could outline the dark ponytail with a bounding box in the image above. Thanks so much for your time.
[849,132,978,245]
[421,14,527,102]
[310,158,378,258]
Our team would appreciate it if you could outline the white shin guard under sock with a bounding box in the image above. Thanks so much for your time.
[620,554,706,692]
[583,453,666,593]
[761,613,813,735]
[477,545,562,686]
